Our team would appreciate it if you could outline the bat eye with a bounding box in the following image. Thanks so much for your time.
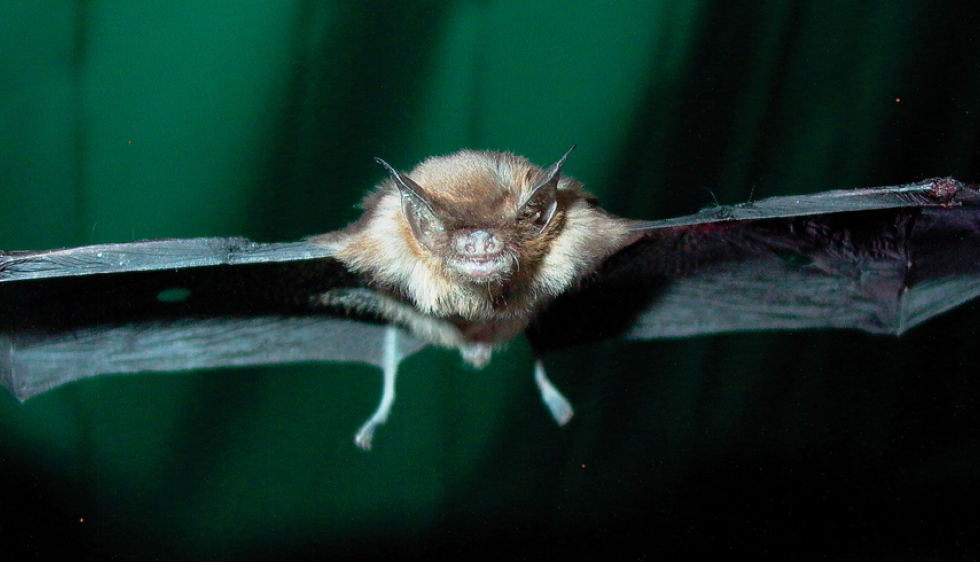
[522,209,542,223]
[519,201,557,235]
[520,183,558,235]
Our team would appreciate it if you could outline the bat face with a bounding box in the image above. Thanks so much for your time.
[378,149,565,285]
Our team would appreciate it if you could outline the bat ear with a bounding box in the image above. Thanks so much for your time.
[375,157,445,250]
[521,146,574,234]
[375,157,432,209]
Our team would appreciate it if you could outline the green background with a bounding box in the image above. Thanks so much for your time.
[2,1,978,559]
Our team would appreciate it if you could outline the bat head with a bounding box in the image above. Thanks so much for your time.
[317,147,630,320]
[375,148,575,285]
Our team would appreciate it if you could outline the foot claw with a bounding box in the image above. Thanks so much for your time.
[354,421,378,451]
[534,359,574,425]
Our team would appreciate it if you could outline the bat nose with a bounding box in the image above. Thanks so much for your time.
[456,230,500,257]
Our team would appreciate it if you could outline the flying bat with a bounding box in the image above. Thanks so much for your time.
[2,149,978,449]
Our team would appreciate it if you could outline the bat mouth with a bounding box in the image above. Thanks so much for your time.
[450,255,513,282]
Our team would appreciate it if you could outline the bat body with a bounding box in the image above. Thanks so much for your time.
[311,149,635,445]
[312,149,633,360]
[2,150,978,449]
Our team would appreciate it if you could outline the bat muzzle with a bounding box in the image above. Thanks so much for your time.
[449,230,513,281]
[449,254,513,282]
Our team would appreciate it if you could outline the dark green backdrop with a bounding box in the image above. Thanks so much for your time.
[2,1,978,559]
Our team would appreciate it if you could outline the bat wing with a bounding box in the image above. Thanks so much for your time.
[0,237,424,401]
[6,180,978,399]
[529,178,980,351]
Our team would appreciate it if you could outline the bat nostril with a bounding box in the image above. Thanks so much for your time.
[458,230,499,257]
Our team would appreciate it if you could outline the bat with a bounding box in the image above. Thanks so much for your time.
[2,149,978,450]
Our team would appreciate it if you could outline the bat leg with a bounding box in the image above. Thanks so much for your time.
[354,325,402,451]
[534,359,574,425]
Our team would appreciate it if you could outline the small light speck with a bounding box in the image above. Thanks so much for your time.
[157,287,192,303]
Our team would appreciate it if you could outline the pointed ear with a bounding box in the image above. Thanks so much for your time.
[521,146,574,234]
[375,157,432,211]
[375,157,444,250]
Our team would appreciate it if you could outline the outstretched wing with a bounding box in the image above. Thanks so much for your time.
[5,180,979,402]
[0,237,424,401]
[529,179,980,351]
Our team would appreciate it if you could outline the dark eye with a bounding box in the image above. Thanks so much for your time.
[521,208,542,224]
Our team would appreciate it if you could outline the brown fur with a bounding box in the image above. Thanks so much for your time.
[311,150,633,357]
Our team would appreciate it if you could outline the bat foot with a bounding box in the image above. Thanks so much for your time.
[543,391,574,426]
[354,419,381,451]
[534,359,574,425]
